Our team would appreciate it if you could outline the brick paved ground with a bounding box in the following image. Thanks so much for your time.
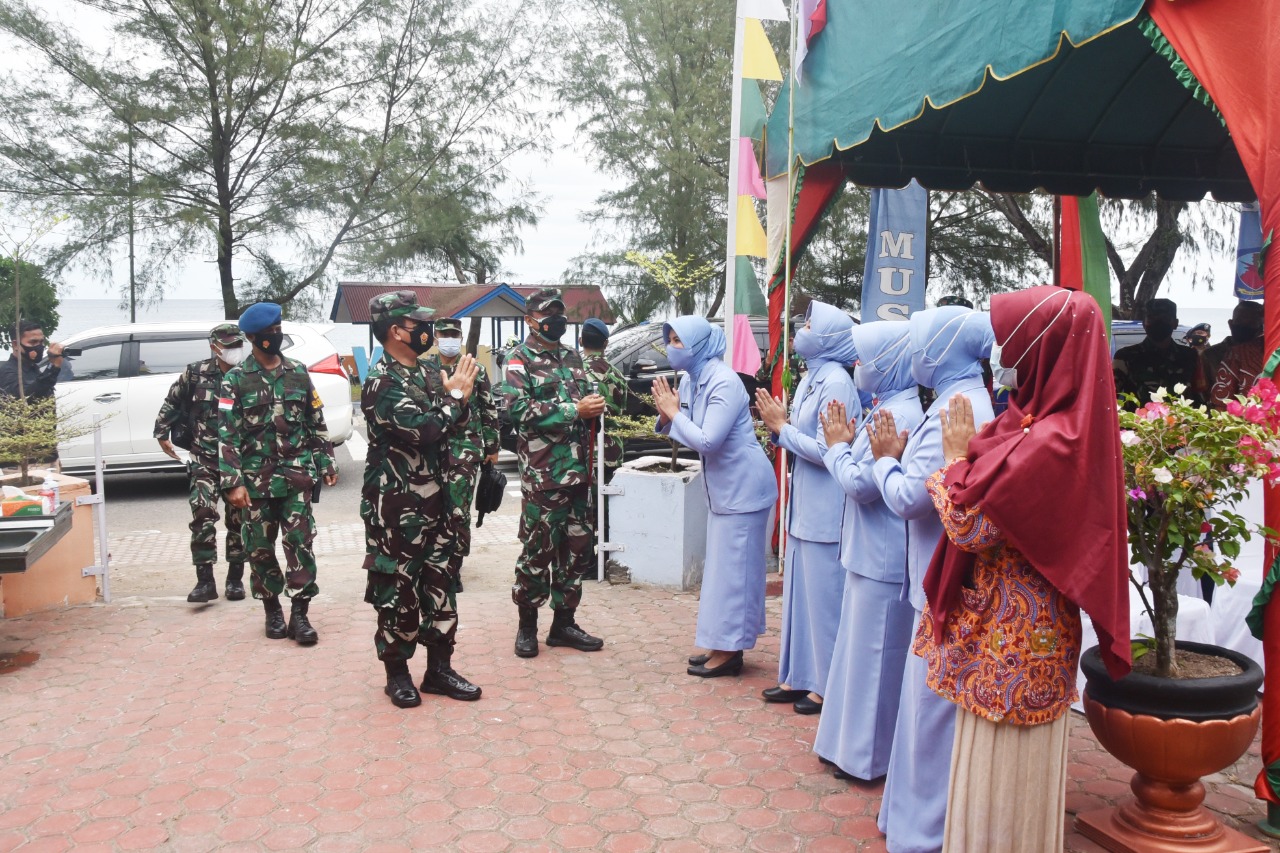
[2,508,1277,850]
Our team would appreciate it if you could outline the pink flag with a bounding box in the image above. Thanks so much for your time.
[737,137,766,200]
[730,314,762,376]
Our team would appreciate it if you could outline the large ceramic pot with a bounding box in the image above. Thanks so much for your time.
[1076,641,1268,853]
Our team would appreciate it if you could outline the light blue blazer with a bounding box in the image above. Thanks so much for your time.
[872,376,995,610]
[824,387,924,583]
[659,359,777,515]
[775,362,857,543]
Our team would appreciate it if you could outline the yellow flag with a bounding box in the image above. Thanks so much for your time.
[742,19,782,81]
[735,196,768,257]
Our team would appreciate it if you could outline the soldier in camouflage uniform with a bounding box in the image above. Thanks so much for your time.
[362,293,481,707]
[502,288,607,658]
[219,302,337,646]
[422,317,500,593]
[154,323,250,603]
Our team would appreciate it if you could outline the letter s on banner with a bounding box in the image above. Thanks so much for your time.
[877,304,910,321]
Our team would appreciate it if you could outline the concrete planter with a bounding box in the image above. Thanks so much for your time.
[0,471,97,617]
[607,456,708,590]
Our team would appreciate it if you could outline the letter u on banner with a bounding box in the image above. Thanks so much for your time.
[861,181,928,322]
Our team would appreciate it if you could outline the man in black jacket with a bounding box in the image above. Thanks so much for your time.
[0,320,65,401]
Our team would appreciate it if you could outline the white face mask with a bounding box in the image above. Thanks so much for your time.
[437,337,463,357]
[991,290,1074,391]
[217,345,247,367]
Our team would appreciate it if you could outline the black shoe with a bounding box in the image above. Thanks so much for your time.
[762,686,808,703]
[688,653,710,667]
[187,564,218,603]
[793,696,823,715]
[420,646,482,702]
[455,577,464,593]
[515,606,539,658]
[263,596,287,640]
[687,651,744,678]
[224,563,246,601]
[286,597,318,645]
[383,659,421,708]
[833,768,856,782]
[546,609,604,652]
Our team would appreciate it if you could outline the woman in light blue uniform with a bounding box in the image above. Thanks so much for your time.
[754,301,858,714]
[866,306,996,853]
[814,322,923,781]
[652,316,778,678]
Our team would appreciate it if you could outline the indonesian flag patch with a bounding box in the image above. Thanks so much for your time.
[506,358,525,374]
[218,397,233,412]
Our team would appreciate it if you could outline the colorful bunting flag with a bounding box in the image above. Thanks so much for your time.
[740,80,768,140]
[737,137,766,200]
[742,18,782,81]
[731,258,765,375]
[737,0,787,21]
[735,196,768,257]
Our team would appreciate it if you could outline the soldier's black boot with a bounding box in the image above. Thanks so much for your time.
[187,564,218,603]
[263,596,287,639]
[420,645,482,701]
[514,606,539,658]
[546,608,604,652]
[224,563,246,601]
[287,597,318,645]
[384,659,421,708]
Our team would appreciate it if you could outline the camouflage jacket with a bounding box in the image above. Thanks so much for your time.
[153,357,226,468]
[501,334,591,491]
[421,355,500,469]
[582,351,627,469]
[218,354,335,499]
[361,353,469,529]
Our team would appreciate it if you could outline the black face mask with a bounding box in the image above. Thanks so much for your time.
[399,323,434,355]
[21,345,44,363]
[252,331,285,354]
[537,314,567,342]
[1228,320,1262,343]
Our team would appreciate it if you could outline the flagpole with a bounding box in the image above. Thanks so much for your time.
[724,7,746,367]
[777,0,799,573]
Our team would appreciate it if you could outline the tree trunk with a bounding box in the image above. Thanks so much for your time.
[1149,563,1181,677]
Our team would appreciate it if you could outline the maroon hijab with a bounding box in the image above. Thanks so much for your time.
[923,286,1132,679]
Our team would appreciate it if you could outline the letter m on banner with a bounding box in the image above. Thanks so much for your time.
[861,180,928,322]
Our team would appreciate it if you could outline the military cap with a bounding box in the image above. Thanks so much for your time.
[524,288,565,314]
[1145,297,1178,317]
[582,318,609,340]
[435,317,463,333]
[209,322,246,346]
[238,302,282,333]
[936,294,973,309]
[369,290,435,325]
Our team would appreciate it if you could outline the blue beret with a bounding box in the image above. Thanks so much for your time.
[239,302,282,334]
[582,318,609,340]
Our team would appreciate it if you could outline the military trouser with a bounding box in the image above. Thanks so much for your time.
[363,521,456,661]
[244,490,318,600]
[444,462,478,575]
[512,484,594,610]
[188,460,245,568]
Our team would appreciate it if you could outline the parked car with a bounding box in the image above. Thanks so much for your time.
[53,321,355,475]
[1110,320,1196,356]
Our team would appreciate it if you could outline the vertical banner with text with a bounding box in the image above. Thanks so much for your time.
[860,180,928,322]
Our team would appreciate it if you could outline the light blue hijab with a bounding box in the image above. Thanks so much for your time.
[849,321,915,400]
[908,307,995,390]
[794,301,858,370]
[663,316,726,378]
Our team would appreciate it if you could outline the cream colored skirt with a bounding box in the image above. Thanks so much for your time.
[941,707,1070,853]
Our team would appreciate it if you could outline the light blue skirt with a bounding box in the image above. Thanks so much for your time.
[695,507,770,651]
[814,571,914,780]
[877,609,956,853]
[778,536,843,695]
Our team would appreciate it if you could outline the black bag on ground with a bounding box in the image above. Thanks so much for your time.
[474,461,506,528]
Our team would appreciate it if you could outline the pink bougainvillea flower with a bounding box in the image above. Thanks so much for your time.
[1223,567,1241,584]
[1128,488,1147,501]
[1201,521,1213,535]
[1227,399,1245,417]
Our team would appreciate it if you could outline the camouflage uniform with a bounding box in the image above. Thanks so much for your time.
[154,354,245,570]
[422,326,500,578]
[361,349,469,660]
[218,351,334,601]
[503,317,595,609]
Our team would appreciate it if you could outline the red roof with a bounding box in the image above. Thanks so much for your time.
[331,282,615,325]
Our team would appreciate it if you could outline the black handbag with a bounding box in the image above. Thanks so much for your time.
[474,461,507,527]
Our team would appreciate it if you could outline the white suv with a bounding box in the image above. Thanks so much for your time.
[54,321,355,475]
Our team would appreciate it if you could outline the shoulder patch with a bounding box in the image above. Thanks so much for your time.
[218,397,233,412]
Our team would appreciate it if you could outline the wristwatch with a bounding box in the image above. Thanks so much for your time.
[449,388,464,400]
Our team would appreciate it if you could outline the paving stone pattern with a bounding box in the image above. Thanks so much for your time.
[1,562,1275,849]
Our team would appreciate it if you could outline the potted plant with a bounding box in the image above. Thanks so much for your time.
[1076,381,1276,853]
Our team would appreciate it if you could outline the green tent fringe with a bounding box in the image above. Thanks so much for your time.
[1139,16,1225,127]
